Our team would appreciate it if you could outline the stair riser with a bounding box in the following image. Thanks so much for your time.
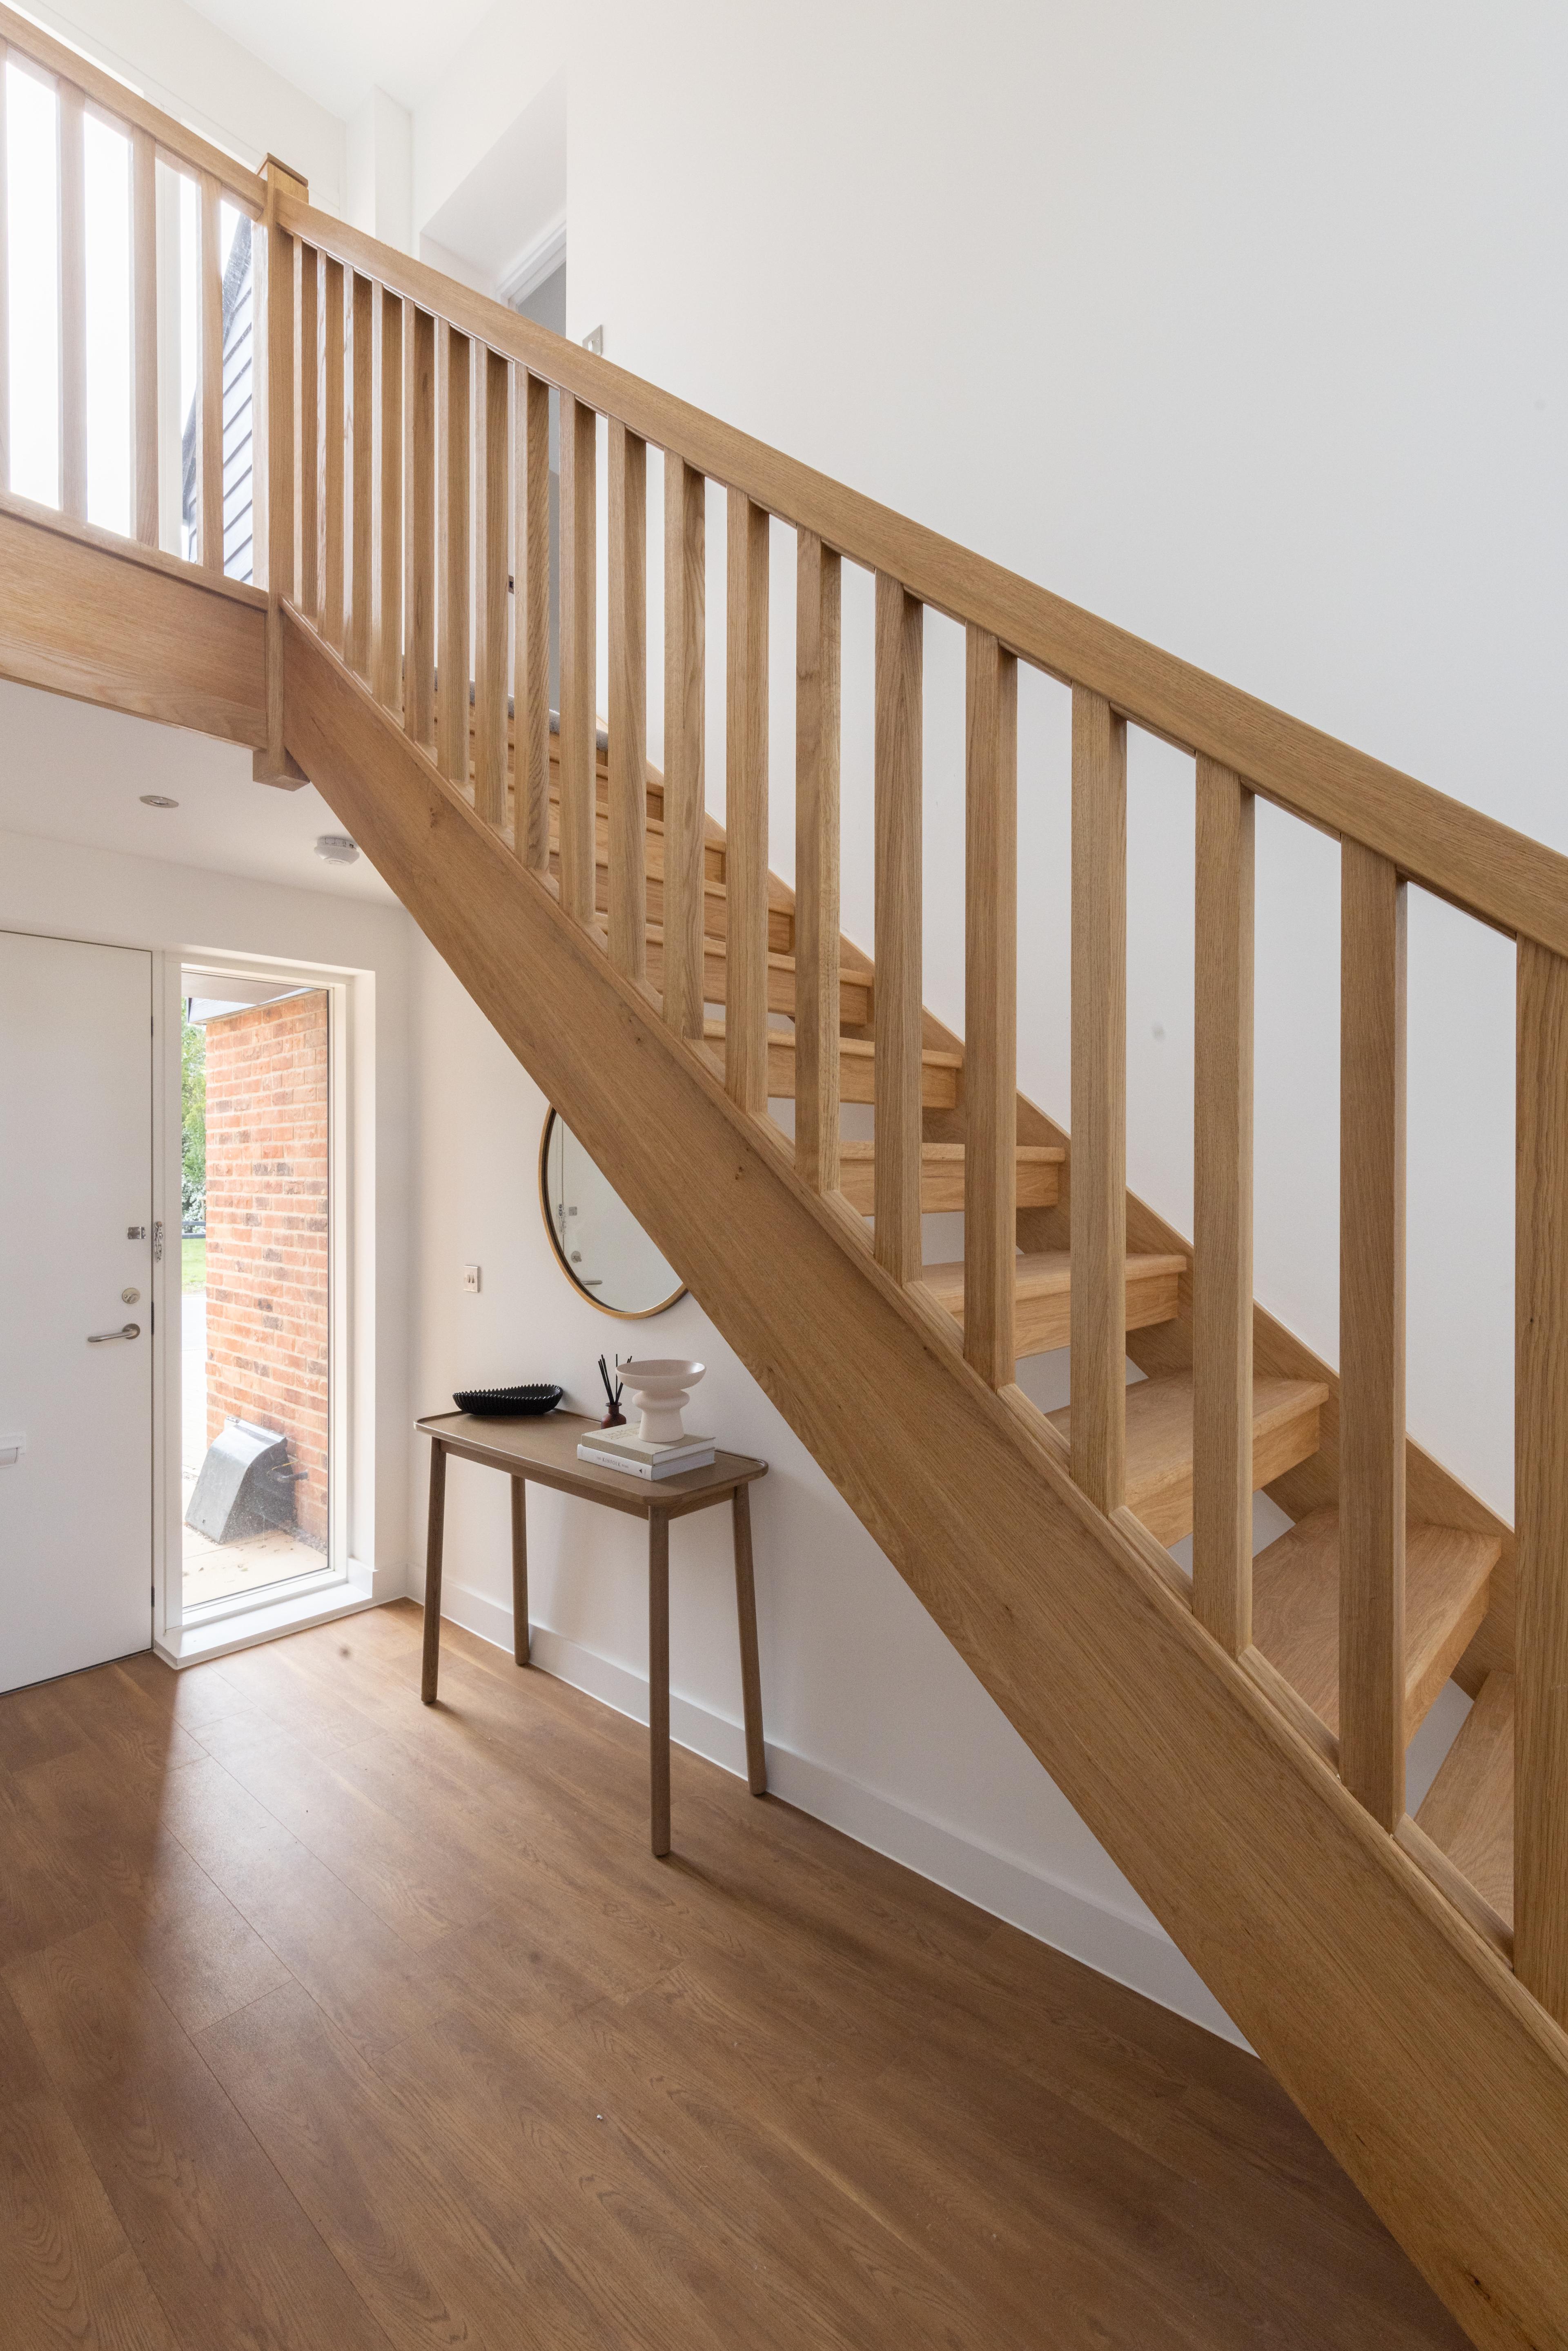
[547,854,795,952]
[1016,1264,1178,1357]
[548,807,727,886]
[927,1263,1180,1353]
[837,1159,1059,1215]
[643,934,872,1025]
[771,1034,959,1111]
[462,735,668,827]
[1131,1401,1324,1548]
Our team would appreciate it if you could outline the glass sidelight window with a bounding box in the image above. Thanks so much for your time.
[179,972,334,1614]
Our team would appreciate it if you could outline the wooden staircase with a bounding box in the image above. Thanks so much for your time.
[2,14,1567,2339]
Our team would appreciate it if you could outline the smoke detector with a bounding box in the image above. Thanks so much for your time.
[140,793,178,808]
[315,834,359,865]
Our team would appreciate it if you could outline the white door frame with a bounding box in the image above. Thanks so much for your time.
[155,948,375,1656]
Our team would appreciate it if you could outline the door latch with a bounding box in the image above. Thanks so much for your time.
[152,1221,165,1261]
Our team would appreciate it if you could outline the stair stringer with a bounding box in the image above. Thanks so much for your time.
[285,609,1568,2351]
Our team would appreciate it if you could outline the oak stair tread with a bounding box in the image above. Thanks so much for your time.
[839,1139,1062,1215]
[1416,1670,1515,1929]
[923,1249,1186,1358]
[1046,1372,1329,1547]
[1252,1506,1499,1744]
[644,924,874,1027]
[547,802,729,886]
[704,1020,962,1110]
[549,856,795,952]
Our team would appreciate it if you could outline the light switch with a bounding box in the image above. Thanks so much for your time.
[463,1265,481,1294]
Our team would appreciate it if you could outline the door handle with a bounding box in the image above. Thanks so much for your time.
[87,1323,141,1344]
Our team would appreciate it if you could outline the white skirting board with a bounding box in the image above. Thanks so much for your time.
[437,1575,1249,2051]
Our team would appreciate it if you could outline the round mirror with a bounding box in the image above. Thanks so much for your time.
[539,1109,685,1319]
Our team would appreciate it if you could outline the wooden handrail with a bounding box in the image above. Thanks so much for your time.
[274,190,1568,958]
[0,1,266,208]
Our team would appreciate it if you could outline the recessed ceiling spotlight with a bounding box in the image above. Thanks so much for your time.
[140,793,179,808]
[315,834,360,865]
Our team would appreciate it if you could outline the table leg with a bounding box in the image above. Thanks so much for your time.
[421,1439,447,1705]
[510,1475,530,1665]
[731,1483,768,1795]
[649,1508,671,1858]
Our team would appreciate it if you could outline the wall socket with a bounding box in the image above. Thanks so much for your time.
[582,325,604,355]
[463,1265,481,1294]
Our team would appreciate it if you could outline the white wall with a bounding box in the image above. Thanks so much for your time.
[584,0,1551,1526]
[0,816,414,1593]
[25,0,347,207]
[405,0,1554,1526]
[408,932,1245,2039]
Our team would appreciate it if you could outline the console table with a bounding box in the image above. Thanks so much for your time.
[414,1409,769,1856]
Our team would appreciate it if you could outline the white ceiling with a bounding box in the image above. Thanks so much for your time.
[179,0,498,122]
[0,680,398,904]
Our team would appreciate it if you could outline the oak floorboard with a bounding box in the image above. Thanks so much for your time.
[0,2087,183,2351]
[16,1749,292,2037]
[155,1757,473,2065]
[196,1993,620,2351]
[4,1918,390,2351]
[0,1606,1466,2351]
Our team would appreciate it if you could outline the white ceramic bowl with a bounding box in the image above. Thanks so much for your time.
[619,1358,706,1444]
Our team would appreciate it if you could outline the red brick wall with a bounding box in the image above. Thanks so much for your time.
[204,993,330,1547]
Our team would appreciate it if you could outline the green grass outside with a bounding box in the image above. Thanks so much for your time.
[182,1237,206,1293]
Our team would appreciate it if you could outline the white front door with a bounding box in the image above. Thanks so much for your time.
[0,931,154,1691]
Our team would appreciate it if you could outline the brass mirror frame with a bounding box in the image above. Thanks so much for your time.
[537,1108,686,1320]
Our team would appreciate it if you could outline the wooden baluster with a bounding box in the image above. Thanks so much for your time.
[131,130,157,546]
[662,454,706,1036]
[0,44,9,492]
[558,392,597,923]
[873,575,923,1285]
[372,288,402,713]
[1515,940,1568,2024]
[296,244,318,622]
[726,492,770,1113]
[1070,686,1127,1512]
[964,626,1018,1387]
[1339,842,1407,1829]
[513,368,550,870]
[435,322,470,785]
[346,272,372,676]
[1193,760,1255,1650]
[320,254,344,642]
[403,305,434,747]
[795,530,841,1194]
[199,172,224,568]
[58,82,87,519]
[608,420,648,979]
[472,343,509,829]
[254,160,297,781]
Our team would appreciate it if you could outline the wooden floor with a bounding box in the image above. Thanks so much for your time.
[0,1602,1467,2350]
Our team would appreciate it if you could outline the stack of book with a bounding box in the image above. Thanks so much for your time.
[577,1426,716,1480]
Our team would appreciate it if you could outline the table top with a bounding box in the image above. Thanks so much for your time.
[416,1409,767,1518]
